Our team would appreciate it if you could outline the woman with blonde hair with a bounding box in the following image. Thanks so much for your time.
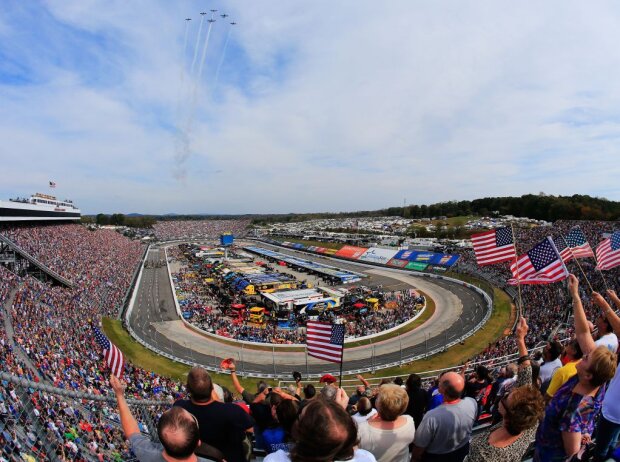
[467,317,545,462]
[535,275,618,462]
[357,384,415,462]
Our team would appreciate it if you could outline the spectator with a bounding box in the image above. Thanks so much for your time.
[404,373,427,429]
[173,367,254,462]
[536,275,617,462]
[357,384,415,462]
[351,397,377,424]
[110,374,211,462]
[264,398,376,462]
[594,312,618,353]
[581,287,620,461]
[467,318,545,462]
[262,399,299,454]
[538,341,563,388]
[411,371,477,462]
[545,339,582,399]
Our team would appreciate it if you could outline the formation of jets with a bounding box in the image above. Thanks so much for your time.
[185,10,237,25]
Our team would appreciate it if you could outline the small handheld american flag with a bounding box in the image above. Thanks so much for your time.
[93,325,125,378]
[471,227,516,266]
[306,321,345,363]
[508,237,568,285]
[596,232,620,271]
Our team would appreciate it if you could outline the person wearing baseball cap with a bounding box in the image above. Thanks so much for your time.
[320,374,337,385]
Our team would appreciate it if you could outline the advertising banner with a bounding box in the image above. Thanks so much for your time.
[405,262,428,271]
[387,258,409,268]
[393,249,459,267]
[393,249,419,261]
[429,254,460,267]
[324,248,339,255]
[358,248,399,265]
[335,245,368,259]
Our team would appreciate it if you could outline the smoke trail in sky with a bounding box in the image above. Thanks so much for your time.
[190,14,205,77]
[180,19,191,82]
[213,24,233,88]
[197,15,216,79]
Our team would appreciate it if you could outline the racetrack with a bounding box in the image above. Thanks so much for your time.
[128,243,489,377]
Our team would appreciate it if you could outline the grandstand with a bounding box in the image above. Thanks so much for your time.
[1,218,620,461]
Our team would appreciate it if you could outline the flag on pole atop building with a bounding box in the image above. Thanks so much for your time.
[93,325,125,378]
[471,227,516,266]
[508,237,568,285]
[49,181,56,188]
[306,321,345,363]
[554,227,595,262]
[596,232,620,271]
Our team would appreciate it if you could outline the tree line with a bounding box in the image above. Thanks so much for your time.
[252,194,620,224]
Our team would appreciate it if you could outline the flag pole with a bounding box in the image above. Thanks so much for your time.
[338,321,345,388]
[510,223,524,320]
[559,234,594,293]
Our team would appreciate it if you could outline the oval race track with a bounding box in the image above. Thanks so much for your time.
[128,242,489,377]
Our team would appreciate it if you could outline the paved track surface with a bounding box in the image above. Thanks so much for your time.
[129,243,488,376]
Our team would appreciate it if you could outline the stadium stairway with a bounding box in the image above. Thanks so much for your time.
[0,234,73,288]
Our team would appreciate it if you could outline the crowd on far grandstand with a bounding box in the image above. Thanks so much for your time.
[153,219,251,241]
[1,219,620,461]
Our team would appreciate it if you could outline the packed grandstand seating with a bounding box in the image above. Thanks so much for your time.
[1,220,620,461]
[152,219,252,241]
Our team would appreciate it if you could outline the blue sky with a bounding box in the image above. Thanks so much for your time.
[1,0,619,214]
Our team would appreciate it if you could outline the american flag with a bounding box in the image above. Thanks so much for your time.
[508,237,568,285]
[596,232,620,271]
[554,227,595,262]
[471,227,516,266]
[306,321,345,363]
[93,326,125,378]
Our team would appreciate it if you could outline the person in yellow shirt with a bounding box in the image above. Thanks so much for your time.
[545,339,583,400]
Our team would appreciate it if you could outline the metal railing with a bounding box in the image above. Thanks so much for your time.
[0,370,168,462]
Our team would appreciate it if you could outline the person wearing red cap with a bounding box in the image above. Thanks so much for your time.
[320,374,337,385]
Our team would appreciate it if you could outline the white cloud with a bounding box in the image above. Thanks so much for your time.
[1,0,620,214]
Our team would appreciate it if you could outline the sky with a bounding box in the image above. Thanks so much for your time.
[1,1,620,215]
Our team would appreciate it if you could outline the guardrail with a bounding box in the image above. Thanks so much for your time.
[0,370,166,462]
[123,241,493,379]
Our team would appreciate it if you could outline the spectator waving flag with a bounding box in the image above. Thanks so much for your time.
[93,325,125,378]
[306,321,345,363]
[596,232,620,271]
[471,227,516,266]
[554,227,595,262]
[508,237,568,285]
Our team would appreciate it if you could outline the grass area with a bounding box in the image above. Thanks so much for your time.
[104,273,512,388]
[440,215,480,227]
[351,286,513,380]
[102,318,264,391]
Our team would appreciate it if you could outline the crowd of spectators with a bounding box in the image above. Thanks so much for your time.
[3,219,620,461]
[108,281,620,462]
[153,220,251,241]
[455,220,620,364]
